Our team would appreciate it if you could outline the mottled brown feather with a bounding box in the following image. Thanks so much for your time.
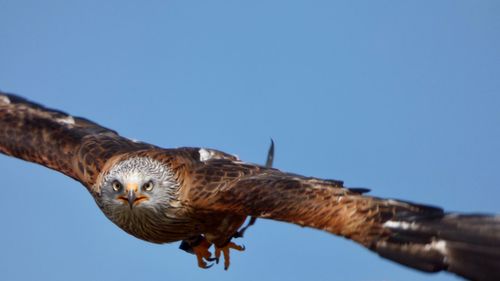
[183,159,400,245]
[0,93,154,189]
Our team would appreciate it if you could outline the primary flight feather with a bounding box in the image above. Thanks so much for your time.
[0,91,499,281]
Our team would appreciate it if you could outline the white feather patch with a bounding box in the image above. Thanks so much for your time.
[199,148,215,162]
[0,95,10,105]
[383,220,418,230]
[127,138,141,143]
[430,240,448,255]
[56,115,75,125]
[383,220,449,256]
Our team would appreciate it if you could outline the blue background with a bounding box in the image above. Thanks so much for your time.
[1,1,499,280]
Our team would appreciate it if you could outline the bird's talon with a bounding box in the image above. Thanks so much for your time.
[227,241,245,251]
[214,241,245,270]
[214,247,221,264]
[191,238,215,269]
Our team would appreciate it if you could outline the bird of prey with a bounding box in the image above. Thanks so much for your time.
[0,91,499,281]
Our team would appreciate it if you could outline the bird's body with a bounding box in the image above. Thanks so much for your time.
[1,91,500,281]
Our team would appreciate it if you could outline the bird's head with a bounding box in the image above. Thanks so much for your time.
[97,157,179,214]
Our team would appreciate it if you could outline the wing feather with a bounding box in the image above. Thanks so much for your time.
[183,159,390,245]
[185,159,500,280]
[0,91,154,189]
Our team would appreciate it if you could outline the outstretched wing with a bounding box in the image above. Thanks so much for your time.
[183,159,382,244]
[0,91,154,189]
[185,158,500,280]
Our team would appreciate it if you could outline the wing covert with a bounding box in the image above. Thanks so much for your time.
[0,91,154,189]
[182,159,383,240]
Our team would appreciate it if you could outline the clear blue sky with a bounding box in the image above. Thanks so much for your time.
[1,1,499,281]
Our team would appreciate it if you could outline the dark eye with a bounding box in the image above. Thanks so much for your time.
[112,180,122,192]
[142,181,154,192]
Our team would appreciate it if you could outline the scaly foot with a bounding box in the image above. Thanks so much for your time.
[191,238,215,269]
[214,241,245,270]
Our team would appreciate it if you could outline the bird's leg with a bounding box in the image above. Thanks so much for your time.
[233,217,257,238]
[179,235,215,269]
[214,241,245,270]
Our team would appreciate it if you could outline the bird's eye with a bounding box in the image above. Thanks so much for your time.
[142,181,154,192]
[112,181,122,192]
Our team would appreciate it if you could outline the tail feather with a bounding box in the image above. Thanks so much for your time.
[372,203,500,281]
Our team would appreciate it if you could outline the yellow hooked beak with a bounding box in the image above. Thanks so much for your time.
[119,183,148,209]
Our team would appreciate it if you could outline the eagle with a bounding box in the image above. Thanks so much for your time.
[0,91,499,281]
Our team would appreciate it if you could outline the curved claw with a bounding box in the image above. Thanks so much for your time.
[196,259,213,269]
[191,238,215,269]
[214,241,246,270]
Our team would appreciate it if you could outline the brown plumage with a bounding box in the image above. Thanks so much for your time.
[1,91,499,281]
